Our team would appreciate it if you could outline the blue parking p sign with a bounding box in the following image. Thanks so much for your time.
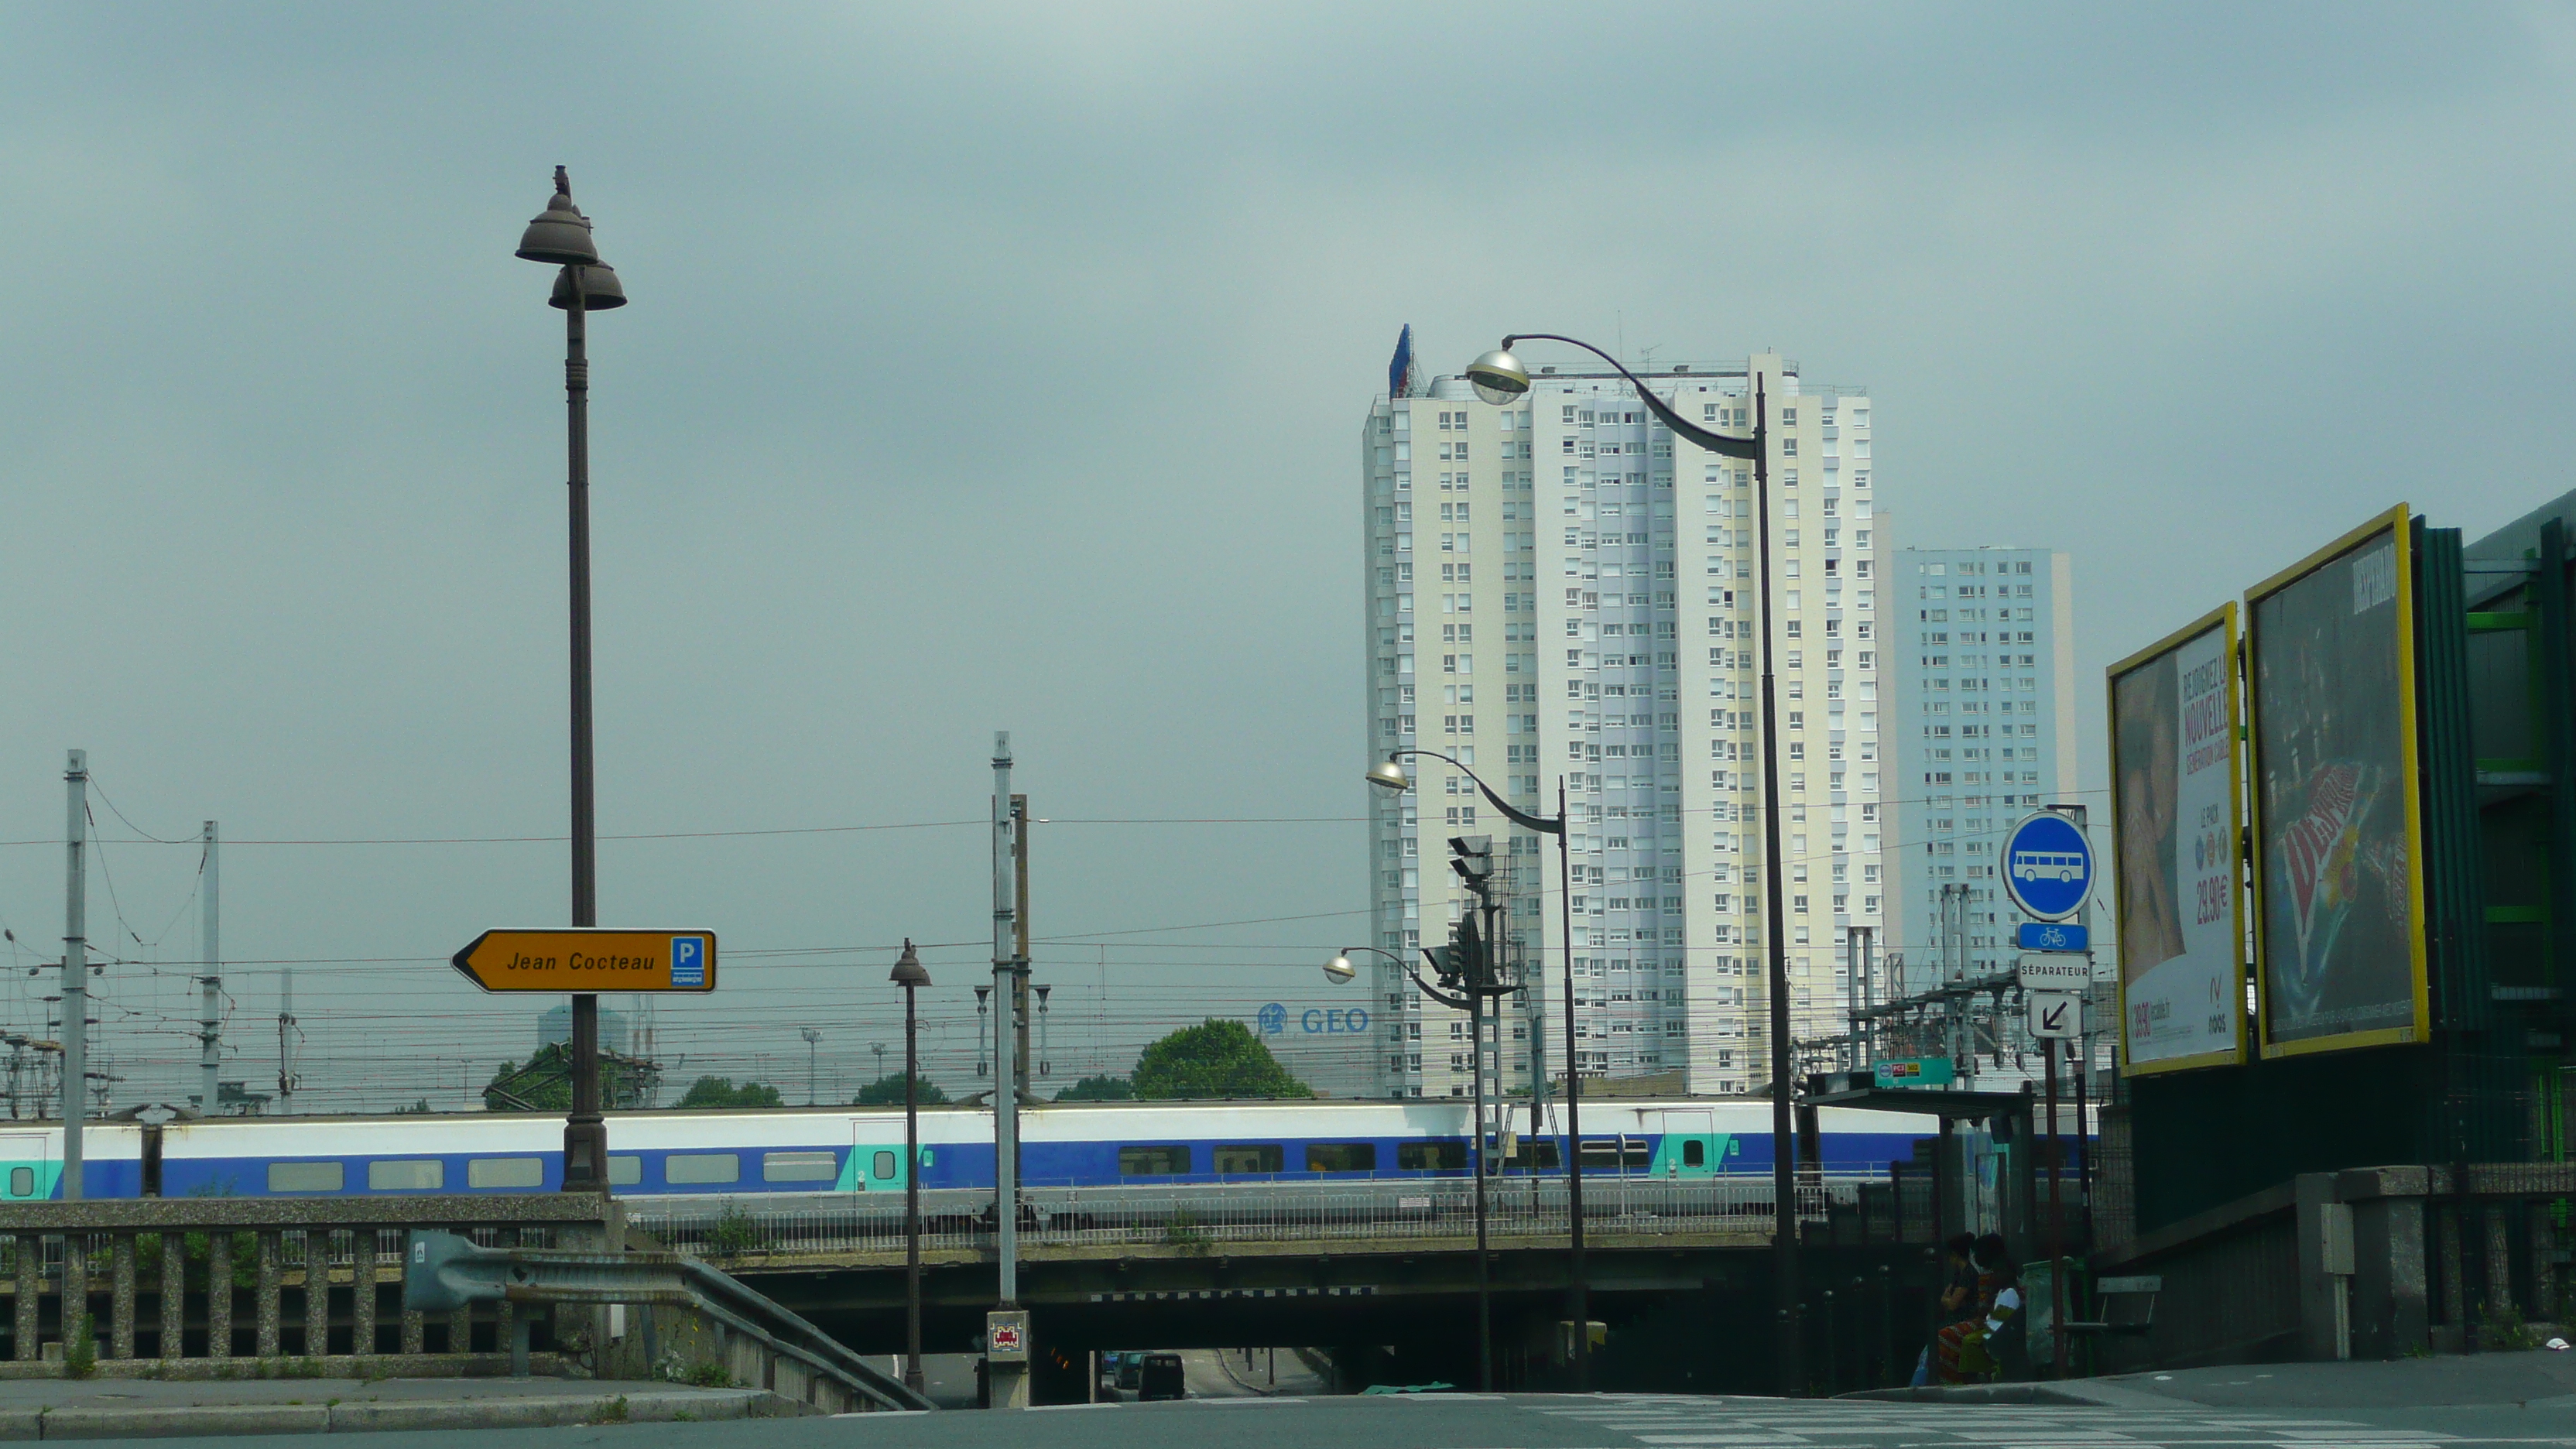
[670,936,708,988]
[2000,812,2093,923]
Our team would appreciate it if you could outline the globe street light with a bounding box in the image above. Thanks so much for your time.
[1365,746,1596,1390]
[1466,333,1801,1393]
[515,168,628,1195]
[889,939,933,1395]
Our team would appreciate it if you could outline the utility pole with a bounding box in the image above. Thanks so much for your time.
[276,968,296,1112]
[61,750,87,1200]
[1012,793,1033,1084]
[988,732,1029,1408]
[200,822,221,1115]
[1523,852,1548,1147]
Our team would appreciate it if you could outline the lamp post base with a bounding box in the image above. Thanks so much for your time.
[562,1118,608,1193]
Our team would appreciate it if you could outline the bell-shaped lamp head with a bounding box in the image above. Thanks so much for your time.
[889,938,930,988]
[1365,759,1413,793]
[1467,344,1532,406]
[516,168,601,267]
[550,262,628,311]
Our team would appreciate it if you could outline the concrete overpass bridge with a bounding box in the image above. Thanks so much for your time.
[634,1176,1941,1392]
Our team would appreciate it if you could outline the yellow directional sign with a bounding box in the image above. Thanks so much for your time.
[450,929,717,993]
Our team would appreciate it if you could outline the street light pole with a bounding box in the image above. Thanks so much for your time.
[1362,747,1588,1387]
[1461,338,1798,1392]
[803,1027,822,1106]
[890,940,931,1396]
[514,168,627,1195]
[1327,923,1511,1392]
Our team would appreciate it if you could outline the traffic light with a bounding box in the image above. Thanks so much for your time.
[1420,913,1488,989]
[1448,834,1495,895]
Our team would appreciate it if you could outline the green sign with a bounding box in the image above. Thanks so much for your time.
[1873,1057,1956,1089]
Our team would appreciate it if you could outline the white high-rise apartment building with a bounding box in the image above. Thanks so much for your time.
[1886,549,2078,995]
[1360,347,1889,1099]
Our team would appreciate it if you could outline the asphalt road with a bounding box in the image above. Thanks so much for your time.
[80,1376,2576,1449]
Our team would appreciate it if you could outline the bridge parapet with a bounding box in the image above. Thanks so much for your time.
[0,1194,615,1375]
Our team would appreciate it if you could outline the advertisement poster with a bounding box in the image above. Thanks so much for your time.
[2108,605,2245,1074]
[2246,505,2427,1056]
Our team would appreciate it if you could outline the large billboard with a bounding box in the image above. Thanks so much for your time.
[2108,604,2246,1074]
[2245,505,2428,1057]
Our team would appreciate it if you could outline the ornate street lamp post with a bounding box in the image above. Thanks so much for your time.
[513,169,628,1194]
[890,940,932,1395]
[1461,336,1800,1392]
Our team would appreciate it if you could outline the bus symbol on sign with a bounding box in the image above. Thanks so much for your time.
[2012,851,2085,883]
[2000,812,2094,923]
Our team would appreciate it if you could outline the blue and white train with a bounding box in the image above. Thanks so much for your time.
[0,1099,1937,1202]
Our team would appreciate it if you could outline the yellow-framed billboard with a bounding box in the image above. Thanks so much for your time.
[2244,504,2430,1058]
[2108,602,2247,1075]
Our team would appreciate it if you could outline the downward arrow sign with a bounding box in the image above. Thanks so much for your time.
[2043,1001,2071,1032]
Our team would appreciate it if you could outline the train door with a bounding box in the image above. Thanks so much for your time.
[1658,1112,1714,1180]
[0,1134,53,1201]
[850,1122,903,1194]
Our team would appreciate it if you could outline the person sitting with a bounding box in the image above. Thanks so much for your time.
[1910,1233,1979,1387]
[1933,1235,2023,1383]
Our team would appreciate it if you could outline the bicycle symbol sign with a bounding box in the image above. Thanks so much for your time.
[2001,811,2093,922]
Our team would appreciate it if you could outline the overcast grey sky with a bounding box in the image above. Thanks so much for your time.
[4,3,2571,1110]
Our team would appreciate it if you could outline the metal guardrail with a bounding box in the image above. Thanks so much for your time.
[404,1231,930,1413]
[632,1176,1875,1260]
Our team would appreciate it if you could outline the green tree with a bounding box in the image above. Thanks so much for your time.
[1131,1019,1313,1100]
[1053,1074,1135,1102]
[485,1046,574,1111]
[675,1075,785,1108]
[851,1072,949,1106]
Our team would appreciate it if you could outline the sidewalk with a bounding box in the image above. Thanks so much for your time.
[1852,1350,2576,1410]
[0,1375,785,1438]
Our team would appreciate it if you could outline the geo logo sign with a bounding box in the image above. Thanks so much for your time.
[2000,811,2094,922]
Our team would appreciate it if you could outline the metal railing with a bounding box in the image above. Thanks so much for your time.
[632,1176,1878,1260]
[405,1231,930,1412]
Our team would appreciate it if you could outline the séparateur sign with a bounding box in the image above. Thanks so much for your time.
[1256,1003,1372,1036]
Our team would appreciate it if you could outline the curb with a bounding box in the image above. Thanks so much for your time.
[1839,1381,2180,1408]
[0,1389,776,1440]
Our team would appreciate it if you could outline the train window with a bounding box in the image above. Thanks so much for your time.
[1396,1142,1462,1172]
[666,1153,742,1184]
[1577,1139,1651,1170]
[763,1152,838,1183]
[468,1157,544,1189]
[872,1151,897,1180]
[1307,1142,1379,1173]
[1214,1145,1283,1174]
[608,1156,642,1187]
[1505,1139,1560,1170]
[367,1160,445,1190]
[268,1161,344,1193]
[1118,1146,1190,1176]
[1683,1140,1706,1167]
[7,1168,29,1197]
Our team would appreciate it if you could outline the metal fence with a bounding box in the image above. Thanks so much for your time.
[632,1176,1876,1260]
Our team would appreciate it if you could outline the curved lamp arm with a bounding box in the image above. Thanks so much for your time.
[1502,333,1759,461]
[1384,748,1563,837]
[1331,943,1473,1012]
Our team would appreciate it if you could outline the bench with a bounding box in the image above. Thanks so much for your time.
[2062,1274,2160,1339]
